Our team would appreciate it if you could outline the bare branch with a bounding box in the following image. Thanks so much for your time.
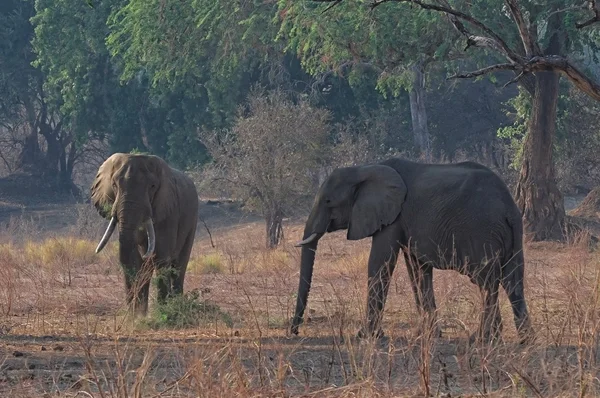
[322,0,342,13]
[526,56,600,101]
[198,215,215,248]
[447,63,517,79]
[504,0,540,56]
[546,3,588,21]
[503,71,525,88]
[368,0,523,64]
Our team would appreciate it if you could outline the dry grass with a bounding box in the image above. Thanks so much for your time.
[1,215,600,397]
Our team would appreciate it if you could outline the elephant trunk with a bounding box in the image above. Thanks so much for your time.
[118,222,139,267]
[291,240,320,334]
[291,203,329,335]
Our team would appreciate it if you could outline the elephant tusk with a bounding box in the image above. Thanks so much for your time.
[295,233,318,247]
[96,216,117,253]
[142,219,156,259]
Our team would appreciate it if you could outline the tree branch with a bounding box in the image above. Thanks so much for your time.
[368,0,523,63]
[504,0,540,56]
[447,63,518,79]
[577,0,600,28]
[526,56,600,101]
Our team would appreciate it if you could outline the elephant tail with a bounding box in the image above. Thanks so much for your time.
[501,214,525,291]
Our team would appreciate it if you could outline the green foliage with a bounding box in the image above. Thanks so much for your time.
[497,88,531,170]
[142,290,233,330]
[276,0,455,95]
[0,0,37,124]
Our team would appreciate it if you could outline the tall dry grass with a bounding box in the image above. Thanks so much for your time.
[1,213,600,396]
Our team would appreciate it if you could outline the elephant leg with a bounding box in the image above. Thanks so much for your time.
[358,227,401,339]
[471,281,502,345]
[124,250,152,317]
[173,232,194,296]
[405,254,440,339]
[404,252,423,309]
[154,260,173,304]
[501,256,534,344]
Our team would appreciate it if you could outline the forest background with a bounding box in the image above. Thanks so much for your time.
[3,0,600,247]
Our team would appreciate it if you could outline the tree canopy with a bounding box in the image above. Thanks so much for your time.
[0,0,599,243]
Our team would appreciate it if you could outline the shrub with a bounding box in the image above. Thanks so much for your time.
[142,290,233,330]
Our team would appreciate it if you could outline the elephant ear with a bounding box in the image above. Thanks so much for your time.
[90,153,126,219]
[146,155,177,223]
[347,165,407,240]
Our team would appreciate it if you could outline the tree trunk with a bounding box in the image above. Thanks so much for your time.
[265,207,284,249]
[514,70,565,241]
[17,100,42,172]
[409,61,431,160]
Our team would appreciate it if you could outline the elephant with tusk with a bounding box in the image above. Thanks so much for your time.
[291,157,534,345]
[91,153,199,316]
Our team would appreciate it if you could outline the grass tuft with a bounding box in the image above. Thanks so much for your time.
[189,252,226,274]
[141,290,233,330]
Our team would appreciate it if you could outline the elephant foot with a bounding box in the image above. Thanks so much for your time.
[289,317,303,336]
[357,326,385,340]
[468,329,503,347]
[517,327,536,346]
[414,324,442,340]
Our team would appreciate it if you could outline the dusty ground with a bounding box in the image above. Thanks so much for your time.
[0,174,597,397]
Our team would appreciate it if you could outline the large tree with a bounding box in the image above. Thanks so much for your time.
[298,0,600,241]
[277,0,459,158]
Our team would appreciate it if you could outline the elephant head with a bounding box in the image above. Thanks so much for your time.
[291,164,407,334]
[91,153,175,267]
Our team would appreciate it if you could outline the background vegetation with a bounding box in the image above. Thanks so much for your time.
[3,0,600,245]
[3,1,600,396]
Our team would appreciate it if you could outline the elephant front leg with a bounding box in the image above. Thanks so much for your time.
[123,261,152,316]
[358,231,401,339]
[154,260,177,304]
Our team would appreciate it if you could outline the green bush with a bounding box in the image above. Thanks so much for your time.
[143,290,233,330]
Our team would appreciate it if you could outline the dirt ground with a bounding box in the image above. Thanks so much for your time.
[0,174,597,397]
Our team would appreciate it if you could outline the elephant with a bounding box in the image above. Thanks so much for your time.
[290,157,534,344]
[91,153,199,316]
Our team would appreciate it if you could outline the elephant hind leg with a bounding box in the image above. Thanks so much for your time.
[404,253,440,339]
[501,255,534,344]
[470,280,502,346]
[173,231,195,296]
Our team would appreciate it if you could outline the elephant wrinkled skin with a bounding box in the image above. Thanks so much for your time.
[291,157,534,344]
[91,153,199,316]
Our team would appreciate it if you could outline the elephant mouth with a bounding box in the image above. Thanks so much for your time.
[95,217,156,259]
[327,219,348,233]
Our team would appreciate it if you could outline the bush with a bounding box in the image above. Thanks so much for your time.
[142,290,233,330]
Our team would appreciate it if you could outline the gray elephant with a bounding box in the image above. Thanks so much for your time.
[91,153,199,316]
[291,157,533,344]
